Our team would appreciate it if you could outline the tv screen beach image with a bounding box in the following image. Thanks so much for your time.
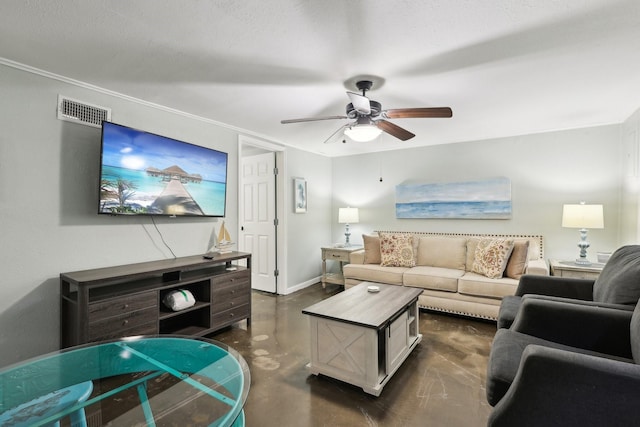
[99,122,228,217]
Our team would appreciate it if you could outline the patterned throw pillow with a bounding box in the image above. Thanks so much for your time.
[472,238,515,279]
[380,233,416,267]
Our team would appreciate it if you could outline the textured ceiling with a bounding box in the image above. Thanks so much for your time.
[2,0,640,156]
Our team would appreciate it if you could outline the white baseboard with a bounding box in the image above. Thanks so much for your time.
[280,276,321,295]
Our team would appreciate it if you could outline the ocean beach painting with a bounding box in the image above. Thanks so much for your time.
[396,177,512,219]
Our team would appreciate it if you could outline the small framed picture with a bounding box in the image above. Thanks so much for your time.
[294,177,307,213]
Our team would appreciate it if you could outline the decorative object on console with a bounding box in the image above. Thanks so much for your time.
[214,220,235,254]
[338,207,359,246]
[562,202,604,265]
[294,177,307,213]
[395,177,512,219]
[162,289,196,311]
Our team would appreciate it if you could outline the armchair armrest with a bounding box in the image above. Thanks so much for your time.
[489,345,640,427]
[511,296,633,358]
[515,274,594,299]
[515,294,635,312]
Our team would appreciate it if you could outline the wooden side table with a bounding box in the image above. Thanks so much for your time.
[321,246,362,287]
[549,259,605,280]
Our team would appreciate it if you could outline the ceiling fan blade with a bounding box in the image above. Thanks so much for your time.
[323,124,350,144]
[376,120,415,141]
[383,107,453,119]
[347,92,371,115]
[281,115,347,124]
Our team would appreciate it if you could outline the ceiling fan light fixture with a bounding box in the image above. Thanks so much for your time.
[344,124,382,142]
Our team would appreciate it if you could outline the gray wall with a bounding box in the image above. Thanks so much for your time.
[0,64,239,365]
[331,125,624,261]
[1,59,637,368]
[0,63,330,366]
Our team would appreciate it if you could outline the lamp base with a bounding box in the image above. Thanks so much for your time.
[574,258,592,266]
[344,224,351,247]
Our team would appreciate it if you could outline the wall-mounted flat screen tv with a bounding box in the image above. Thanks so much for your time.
[99,122,228,217]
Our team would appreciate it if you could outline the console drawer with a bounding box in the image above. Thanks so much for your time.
[323,249,351,262]
[212,292,250,312]
[89,307,157,341]
[211,304,250,330]
[90,322,158,342]
[89,291,157,321]
[211,270,250,288]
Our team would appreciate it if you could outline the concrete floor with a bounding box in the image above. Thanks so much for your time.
[212,283,497,427]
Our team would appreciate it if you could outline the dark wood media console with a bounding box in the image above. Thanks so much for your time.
[60,252,251,348]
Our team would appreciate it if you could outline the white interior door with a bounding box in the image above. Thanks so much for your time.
[239,152,277,293]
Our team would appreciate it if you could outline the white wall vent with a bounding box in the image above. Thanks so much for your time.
[57,95,111,128]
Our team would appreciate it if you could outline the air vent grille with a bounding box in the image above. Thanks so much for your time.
[57,95,111,128]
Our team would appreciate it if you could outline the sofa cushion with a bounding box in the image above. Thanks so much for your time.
[458,272,519,299]
[505,240,530,279]
[380,233,416,267]
[416,236,467,270]
[362,234,381,264]
[472,238,515,279]
[403,266,464,292]
[524,238,541,260]
[342,264,407,286]
[466,237,481,271]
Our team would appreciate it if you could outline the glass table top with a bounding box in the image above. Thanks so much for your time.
[0,335,250,427]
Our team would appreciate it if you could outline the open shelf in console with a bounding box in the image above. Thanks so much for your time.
[160,305,211,335]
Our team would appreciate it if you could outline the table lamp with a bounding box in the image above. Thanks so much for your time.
[562,202,604,265]
[338,207,359,247]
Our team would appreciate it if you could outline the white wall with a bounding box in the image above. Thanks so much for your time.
[284,148,333,293]
[332,125,624,261]
[621,107,640,244]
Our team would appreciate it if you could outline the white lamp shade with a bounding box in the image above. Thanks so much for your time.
[562,204,604,229]
[338,207,359,224]
[344,125,382,142]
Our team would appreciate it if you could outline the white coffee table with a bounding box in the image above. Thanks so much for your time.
[302,282,422,396]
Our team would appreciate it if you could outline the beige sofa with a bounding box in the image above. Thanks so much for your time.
[343,232,549,321]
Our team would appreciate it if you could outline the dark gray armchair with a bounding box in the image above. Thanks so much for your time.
[497,245,640,329]
[486,297,640,426]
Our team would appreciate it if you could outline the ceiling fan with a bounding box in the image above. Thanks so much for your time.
[281,80,452,143]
